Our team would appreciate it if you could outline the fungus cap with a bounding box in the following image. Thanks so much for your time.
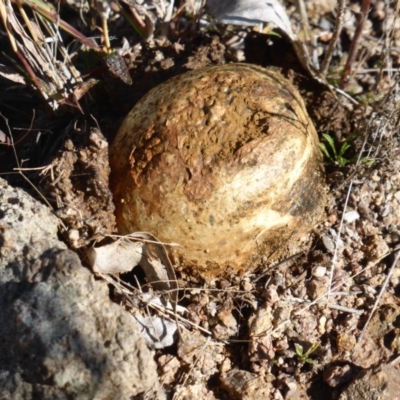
[110,63,326,276]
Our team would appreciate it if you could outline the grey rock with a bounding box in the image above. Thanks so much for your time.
[0,178,160,399]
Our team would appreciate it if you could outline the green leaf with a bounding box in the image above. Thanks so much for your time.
[345,132,360,142]
[339,141,351,157]
[319,143,332,160]
[306,341,321,356]
[294,343,304,357]
[322,133,337,158]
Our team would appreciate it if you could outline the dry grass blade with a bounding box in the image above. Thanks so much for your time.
[23,0,101,50]
[114,0,155,39]
[0,0,103,109]
[0,0,18,52]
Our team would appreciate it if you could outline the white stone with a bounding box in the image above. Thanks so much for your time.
[344,210,360,223]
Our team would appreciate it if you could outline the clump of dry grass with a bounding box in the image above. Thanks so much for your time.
[0,0,171,109]
[0,0,103,109]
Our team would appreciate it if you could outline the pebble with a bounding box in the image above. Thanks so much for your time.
[318,316,327,334]
[343,210,360,223]
[241,280,253,292]
[322,235,335,253]
[312,266,327,277]
[336,332,356,352]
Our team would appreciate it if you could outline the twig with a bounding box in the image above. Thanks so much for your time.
[328,304,364,315]
[342,0,372,86]
[320,0,346,76]
[329,85,360,105]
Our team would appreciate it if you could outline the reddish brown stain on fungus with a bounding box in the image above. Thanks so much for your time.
[110,63,326,277]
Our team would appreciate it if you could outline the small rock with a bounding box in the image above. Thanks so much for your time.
[242,280,253,292]
[285,381,306,400]
[248,304,275,367]
[273,301,293,326]
[339,364,400,400]
[292,311,318,338]
[322,235,336,253]
[366,235,390,262]
[337,332,357,352]
[220,358,232,373]
[132,315,178,349]
[264,286,279,304]
[368,304,400,340]
[344,210,360,223]
[323,364,355,387]
[371,173,381,182]
[212,322,236,340]
[220,369,271,400]
[312,266,327,277]
[177,329,207,365]
[307,277,329,300]
[318,316,327,334]
[158,355,181,385]
[357,200,372,218]
[177,329,223,376]
[173,384,216,400]
[218,309,237,329]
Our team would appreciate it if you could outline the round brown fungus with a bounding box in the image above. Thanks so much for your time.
[110,63,326,277]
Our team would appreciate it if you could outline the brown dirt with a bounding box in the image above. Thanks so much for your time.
[40,126,116,248]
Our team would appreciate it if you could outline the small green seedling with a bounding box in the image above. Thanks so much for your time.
[294,341,320,365]
[319,132,369,167]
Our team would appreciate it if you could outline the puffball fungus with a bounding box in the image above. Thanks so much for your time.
[110,63,326,276]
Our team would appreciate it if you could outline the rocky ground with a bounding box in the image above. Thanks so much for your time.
[1,0,400,399]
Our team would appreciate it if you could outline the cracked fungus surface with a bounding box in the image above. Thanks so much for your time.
[110,63,326,277]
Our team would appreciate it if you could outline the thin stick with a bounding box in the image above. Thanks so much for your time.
[342,0,371,86]
[328,304,364,315]
[320,0,346,76]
